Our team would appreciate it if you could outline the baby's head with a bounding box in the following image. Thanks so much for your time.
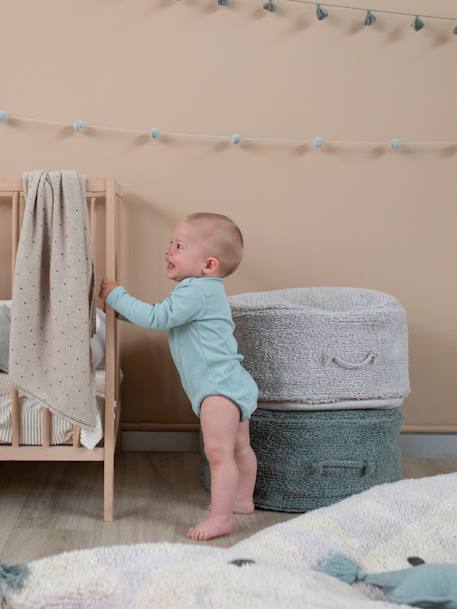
[165,212,244,282]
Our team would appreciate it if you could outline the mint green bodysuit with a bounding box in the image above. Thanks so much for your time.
[106,277,258,420]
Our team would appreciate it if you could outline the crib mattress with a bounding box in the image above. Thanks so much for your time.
[230,287,410,405]
[0,369,113,449]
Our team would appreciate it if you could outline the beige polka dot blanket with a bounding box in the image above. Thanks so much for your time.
[9,170,97,430]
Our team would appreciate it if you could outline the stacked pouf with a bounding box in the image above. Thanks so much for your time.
[201,287,410,512]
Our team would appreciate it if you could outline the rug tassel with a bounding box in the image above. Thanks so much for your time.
[0,561,29,599]
[320,554,366,584]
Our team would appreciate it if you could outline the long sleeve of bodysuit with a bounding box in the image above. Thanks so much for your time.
[105,280,206,330]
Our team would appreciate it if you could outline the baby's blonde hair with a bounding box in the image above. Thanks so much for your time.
[184,212,244,277]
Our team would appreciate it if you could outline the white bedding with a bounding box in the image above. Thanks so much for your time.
[0,369,113,449]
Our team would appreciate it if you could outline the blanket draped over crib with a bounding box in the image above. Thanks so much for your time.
[9,170,97,430]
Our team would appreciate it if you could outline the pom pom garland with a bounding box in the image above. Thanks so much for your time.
[73,119,86,132]
[412,15,425,31]
[0,111,453,151]
[263,0,277,12]
[316,4,328,20]
[364,10,376,26]
[389,138,401,150]
[312,136,324,148]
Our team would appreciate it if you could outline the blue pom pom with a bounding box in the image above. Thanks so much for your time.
[316,4,328,20]
[411,15,424,31]
[389,138,401,151]
[73,119,86,132]
[364,10,376,26]
[0,111,8,122]
[320,554,366,584]
[218,0,229,6]
[263,0,277,12]
[312,136,324,148]
[231,133,241,144]
[150,128,161,140]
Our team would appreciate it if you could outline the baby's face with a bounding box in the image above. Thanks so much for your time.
[165,221,209,282]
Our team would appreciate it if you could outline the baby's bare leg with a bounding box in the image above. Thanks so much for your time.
[207,420,256,513]
[187,396,240,542]
[233,420,256,514]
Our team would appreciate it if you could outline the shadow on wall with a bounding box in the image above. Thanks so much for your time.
[404,322,457,428]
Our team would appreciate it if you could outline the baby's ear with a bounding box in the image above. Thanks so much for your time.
[204,256,220,274]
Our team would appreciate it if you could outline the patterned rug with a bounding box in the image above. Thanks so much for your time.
[3,473,457,609]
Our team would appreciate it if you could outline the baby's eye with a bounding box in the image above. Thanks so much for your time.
[176,243,183,250]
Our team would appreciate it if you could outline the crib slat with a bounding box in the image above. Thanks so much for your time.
[72,426,81,447]
[41,408,51,447]
[104,178,116,521]
[19,193,25,232]
[11,390,20,447]
[10,192,21,446]
[90,197,97,272]
[11,192,19,274]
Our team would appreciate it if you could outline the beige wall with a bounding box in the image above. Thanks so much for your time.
[0,0,456,430]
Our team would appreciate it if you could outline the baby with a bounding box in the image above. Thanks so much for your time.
[99,212,258,541]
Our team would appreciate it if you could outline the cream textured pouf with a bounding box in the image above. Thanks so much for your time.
[229,287,410,408]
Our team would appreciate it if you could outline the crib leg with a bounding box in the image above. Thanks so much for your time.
[104,398,115,522]
[104,177,117,522]
[104,443,114,522]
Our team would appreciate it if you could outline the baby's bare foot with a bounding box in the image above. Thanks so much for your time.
[207,501,255,515]
[187,515,233,541]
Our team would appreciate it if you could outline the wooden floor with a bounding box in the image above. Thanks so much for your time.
[0,453,456,564]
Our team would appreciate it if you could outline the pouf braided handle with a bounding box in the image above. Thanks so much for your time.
[313,459,375,477]
[322,351,377,370]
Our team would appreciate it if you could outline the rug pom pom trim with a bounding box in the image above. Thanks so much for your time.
[320,553,366,584]
[0,561,29,602]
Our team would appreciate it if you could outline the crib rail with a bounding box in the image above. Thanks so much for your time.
[0,177,122,521]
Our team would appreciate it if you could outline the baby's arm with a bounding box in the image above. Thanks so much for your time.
[105,281,205,330]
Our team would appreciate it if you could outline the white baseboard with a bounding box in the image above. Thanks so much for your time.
[398,434,457,456]
[121,431,457,456]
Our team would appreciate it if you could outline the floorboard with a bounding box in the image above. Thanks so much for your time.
[0,453,455,563]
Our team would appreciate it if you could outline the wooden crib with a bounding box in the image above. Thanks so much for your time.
[0,177,123,522]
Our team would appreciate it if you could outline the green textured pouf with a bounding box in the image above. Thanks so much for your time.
[201,408,404,512]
